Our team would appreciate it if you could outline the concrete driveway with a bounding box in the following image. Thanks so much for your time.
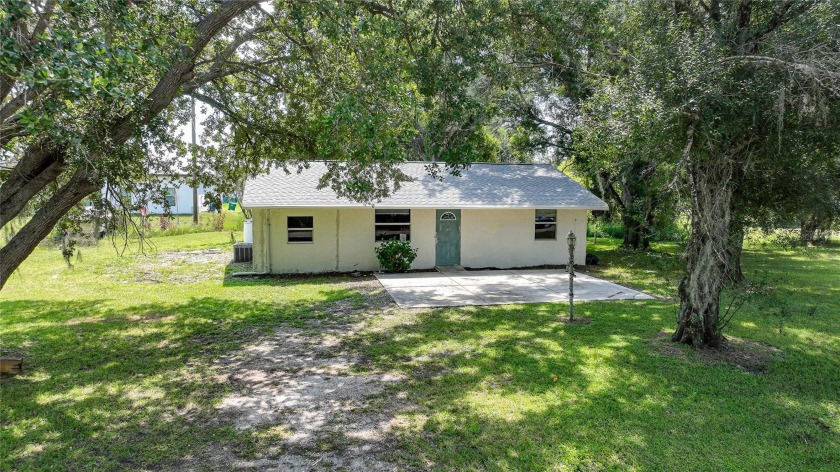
[375,269,654,308]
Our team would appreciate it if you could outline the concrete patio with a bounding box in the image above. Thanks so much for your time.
[375,269,654,308]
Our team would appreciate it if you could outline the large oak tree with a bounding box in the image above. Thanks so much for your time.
[0,0,506,288]
[580,0,840,347]
[1,0,263,287]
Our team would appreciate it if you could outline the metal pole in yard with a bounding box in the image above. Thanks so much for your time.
[191,97,199,225]
[567,230,576,321]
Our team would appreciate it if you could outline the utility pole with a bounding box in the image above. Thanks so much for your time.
[191,97,199,225]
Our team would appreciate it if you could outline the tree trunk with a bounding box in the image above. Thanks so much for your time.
[672,158,734,348]
[621,203,653,250]
[0,144,65,227]
[0,169,97,288]
[622,214,643,249]
[617,168,658,250]
[800,216,819,245]
[643,196,657,248]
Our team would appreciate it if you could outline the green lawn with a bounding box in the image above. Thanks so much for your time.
[1,233,838,470]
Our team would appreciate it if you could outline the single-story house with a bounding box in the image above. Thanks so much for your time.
[241,162,608,274]
[136,174,212,215]
[90,174,218,216]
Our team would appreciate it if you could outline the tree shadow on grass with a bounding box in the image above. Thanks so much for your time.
[2,287,837,470]
[220,260,376,289]
[0,289,358,471]
[342,301,839,470]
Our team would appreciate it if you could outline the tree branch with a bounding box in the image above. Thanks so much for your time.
[0,1,260,227]
[0,0,55,103]
[746,1,817,48]
[0,144,65,227]
[194,24,270,83]
[0,85,47,123]
[30,0,56,43]
[736,0,753,38]
[0,167,96,288]
[598,171,627,210]
[135,0,260,134]
[352,0,398,20]
[670,119,696,190]
[721,55,840,84]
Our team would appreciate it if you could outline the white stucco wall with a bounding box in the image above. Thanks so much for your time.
[409,209,437,269]
[251,207,588,274]
[253,208,436,273]
[251,208,268,272]
[460,209,587,268]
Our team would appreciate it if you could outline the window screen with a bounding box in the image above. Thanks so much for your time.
[164,188,176,207]
[375,209,410,241]
[288,216,314,243]
[535,209,557,240]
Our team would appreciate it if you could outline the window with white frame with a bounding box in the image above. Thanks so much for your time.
[164,187,176,207]
[535,209,557,240]
[375,209,411,241]
[288,216,314,243]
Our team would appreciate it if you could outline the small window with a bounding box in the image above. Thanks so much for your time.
[375,209,410,241]
[440,212,457,221]
[535,209,557,240]
[164,188,176,207]
[288,216,314,243]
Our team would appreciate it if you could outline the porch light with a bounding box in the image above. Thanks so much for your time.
[567,230,576,321]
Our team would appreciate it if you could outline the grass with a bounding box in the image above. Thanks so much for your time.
[354,239,839,470]
[0,232,363,469]
[127,210,246,238]
[1,232,838,470]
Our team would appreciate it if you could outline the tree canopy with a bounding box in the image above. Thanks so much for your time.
[582,0,840,346]
[0,0,509,286]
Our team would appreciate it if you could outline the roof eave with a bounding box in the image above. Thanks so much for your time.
[242,203,609,211]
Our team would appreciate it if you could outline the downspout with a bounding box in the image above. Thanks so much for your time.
[265,209,272,273]
[335,209,340,271]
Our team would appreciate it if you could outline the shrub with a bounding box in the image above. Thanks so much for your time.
[213,212,226,231]
[588,220,625,239]
[652,222,690,246]
[374,240,418,273]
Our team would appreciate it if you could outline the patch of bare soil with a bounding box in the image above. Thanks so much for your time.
[132,249,230,284]
[177,279,411,471]
[652,331,783,374]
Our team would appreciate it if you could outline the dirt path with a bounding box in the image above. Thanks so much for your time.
[182,280,410,471]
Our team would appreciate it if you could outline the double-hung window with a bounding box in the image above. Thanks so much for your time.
[164,188,176,207]
[375,209,411,241]
[288,216,314,243]
[535,209,557,240]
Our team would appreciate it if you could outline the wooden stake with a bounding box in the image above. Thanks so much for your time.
[0,356,23,375]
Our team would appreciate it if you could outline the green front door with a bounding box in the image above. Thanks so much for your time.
[435,209,461,266]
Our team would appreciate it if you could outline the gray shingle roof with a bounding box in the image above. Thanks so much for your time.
[242,162,608,210]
